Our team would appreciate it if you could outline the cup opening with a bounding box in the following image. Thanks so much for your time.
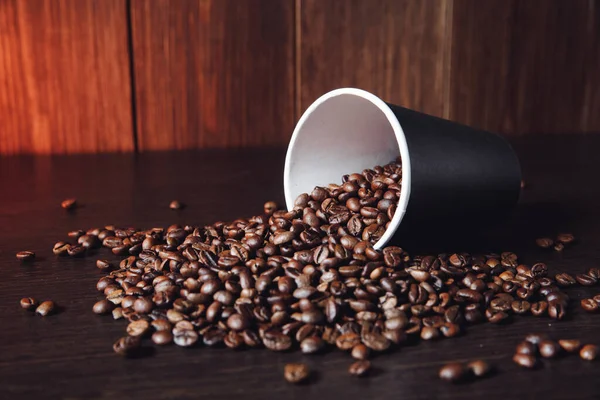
[283,88,412,249]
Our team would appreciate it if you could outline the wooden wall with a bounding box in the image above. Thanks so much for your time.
[1,0,599,154]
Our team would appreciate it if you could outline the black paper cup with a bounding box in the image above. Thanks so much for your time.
[284,88,521,249]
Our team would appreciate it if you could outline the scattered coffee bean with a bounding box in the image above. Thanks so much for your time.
[556,233,575,244]
[301,336,324,354]
[516,341,537,356]
[536,238,553,249]
[513,353,537,369]
[538,340,560,358]
[580,344,598,361]
[61,198,77,210]
[467,360,492,377]
[553,242,565,252]
[113,336,141,356]
[581,298,598,313]
[93,299,114,315]
[576,274,597,286]
[558,339,581,353]
[351,344,370,360]
[152,330,173,345]
[53,241,70,256]
[169,200,184,210]
[439,363,466,383]
[349,360,371,377]
[96,259,114,271]
[20,297,38,311]
[16,251,35,261]
[127,320,150,337]
[35,301,55,316]
[284,363,310,384]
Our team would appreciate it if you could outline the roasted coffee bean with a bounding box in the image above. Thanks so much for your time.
[511,300,530,314]
[152,330,173,345]
[536,238,553,248]
[227,313,249,331]
[349,360,371,377]
[555,273,577,286]
[439,363,466,383]
[553,242,565,252]
[558,339,581,353]
[67,245,86,257]
[580,344,598,361]
[420,326,440,341]
[538,340,560,358]
[16,251,35,261]
[284,363,310,384]
[263,332,292,351]
[524,333,547,345]
[515,341,537,356]
[548,300,566,320]
[174,329,199,347]
[556,233,575,244]
[530,301,548,317]
[467,360,492,377]
[20,297,38,311]
[351,343,370,360]
[127,320,150,337]
[169,200,184,210]
[301,336,324,354]
[576,273,597,286]
[440,323,460,338]
[113,336,141,356]
[336,332,360,351]
[93,299,114,315]
[36,301,55,316]
[513,353,537,368]
[53,241,70,256]
[61,198,77,210]
[581,298,599,313]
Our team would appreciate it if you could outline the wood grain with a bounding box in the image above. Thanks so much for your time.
[299,0,451,118]
[2,136,600,399]
[449,0,600,134]
[0,0,134,154]
[130,0,295,151]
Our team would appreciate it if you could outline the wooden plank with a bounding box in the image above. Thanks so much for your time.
[449,0,600,135]
[299,0,450,118]
[0,0,134,154]
[130,0,295,150]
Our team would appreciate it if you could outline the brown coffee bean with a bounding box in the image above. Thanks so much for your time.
[539,340,560,358]
[467,360,492,377]
[556,233,575,244]
[581,298,599,313]
[127,320,150,337]
[530,301,548,317]
[439,363,466,383]
[349,360,371,377]
[516,341,537,356]
[36,301,55,316]
[524,333,547,345]
[300,336,324,354]
[20,297,38,311]
[113,336,141,356]
[536,238,553,248]
[133,297,153,314]
[96,259,114,271]
[169,200,184,210]
[67,245,86,257]
[174,329,199,347]
[284,363,310,384]
[548,300,566,320]
[513,353,537,368]
[263,332,292,351]
[580,344,598,361]
[16,251,35,261]
[53,241,70,256]
[351,343,370,360]
[152,330,173,345]
[420,326,440,341]
[555,273,577,286]
[93,299,114,315]
[511,300,530,314]
[227,313,249,331]
[558,339,581,353]
[61,198,77,210]
[336,332,360,351]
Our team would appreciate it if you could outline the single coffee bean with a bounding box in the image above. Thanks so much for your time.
[513,353,537,368]
[524,333,547,345]
[515,341,537,356]
[152,330,173,345]
[112,307,124,320]
[576,274,597,286]
[53,241,70,256]
[558,339,581,353]
[581,298,599,313]
[16,251,35,261]
[511,300,531,314]
[555,273,577,286]
[556,233,575,244]
[61,198,77,210]
[20,297,38,311]
[336,332,360,351]
[467,360,492,377]
[351,343,370,360]
[93,299,114,315]
[96,259,114,271]
[530,301,548,317]
[133,297,153,314]
[174,329,199,347]
[349,360,371,377]
[438,363,466,383]
[36,301,55,316]
[263,332,292,351]
[227,313,249,331]
[113,336,141,356]
[300,336,324,354]
[538,340,560,358]
[548,300,566,320]
[67,245,86,257]
[169,200,184,210]
[420,326,440,341]
[580,344,598,361]
[536,238,553,248]
[284,363,310,384]
[126,320,150,337]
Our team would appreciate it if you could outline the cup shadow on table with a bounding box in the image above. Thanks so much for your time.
[392,202,577,255]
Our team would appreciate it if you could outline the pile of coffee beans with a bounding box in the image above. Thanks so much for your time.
[34,159,598,383]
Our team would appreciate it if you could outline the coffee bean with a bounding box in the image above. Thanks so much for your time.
[548,300,566,320]
[524,333,547,345]
[20,297,38,311]
[284,363,310,384]
[556,233,575,244]
[439,363,466,383]
[530,301,548,317]
[467,360,492,377]
[169,200,184,210]
[36,301,55,316]
[558,339,581,353]
[113,336,141,356]
[96,259,114,271]
[539,340,560,358]
[555,273,577,286]
[61,198,77,210]
[16,251,35,262]
[515,341,537,356]
[336,332,360,351]
[351,343,370,360]
[53,241,70,256]
[511,300,530,314]
[67,245,86,257]
[536,238,553,248]
[227,313,249,331]
[421,326,440,341]
[127,320,150,337]
[300,336,324,354]
[133,297,153,314]
[513,353,537,368]
[93,299,114,315]
[553,242,565,252]
[112,307,124,320]
[349,360,371,377]
[580,344,598,361]
[581,298,598,313]
[263,332,292,351]
[174,329,199,347]
[152,330,173,345]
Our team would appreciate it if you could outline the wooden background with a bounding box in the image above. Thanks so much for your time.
[1,0,599,154]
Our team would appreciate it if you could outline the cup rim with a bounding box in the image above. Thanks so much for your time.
[283,88,412,249]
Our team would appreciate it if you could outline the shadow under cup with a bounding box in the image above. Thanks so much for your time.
[284,88,522,251]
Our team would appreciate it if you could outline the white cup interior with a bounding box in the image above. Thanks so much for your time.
[283,88,412,249]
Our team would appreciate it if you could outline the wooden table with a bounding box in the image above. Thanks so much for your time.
[1,136,600,399]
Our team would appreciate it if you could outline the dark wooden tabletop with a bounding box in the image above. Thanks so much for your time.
[2,135,600,400]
